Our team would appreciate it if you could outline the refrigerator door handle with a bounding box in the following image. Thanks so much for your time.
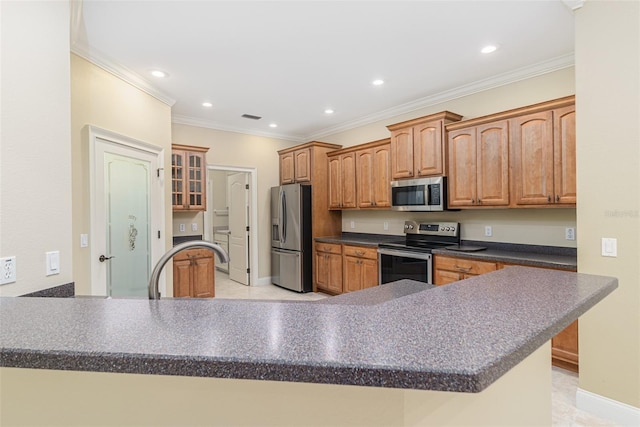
[278,189,284,244]
[281,190,287,243]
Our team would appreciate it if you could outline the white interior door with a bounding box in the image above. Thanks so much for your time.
[228,172,249,285]
[90,128,164,297]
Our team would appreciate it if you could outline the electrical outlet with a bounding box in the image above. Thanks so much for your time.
[565,227,575,241]
[484,226,493,237]
[179,224,186,232]
[0,256,17,285]
[383,221,389,231]
[191,223,198,232]
[350,221,355,229]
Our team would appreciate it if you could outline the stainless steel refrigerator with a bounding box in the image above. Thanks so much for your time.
[271,183,312,292]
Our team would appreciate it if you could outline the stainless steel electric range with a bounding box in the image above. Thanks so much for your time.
[378,220,460,285]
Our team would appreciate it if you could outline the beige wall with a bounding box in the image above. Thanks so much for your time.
[325,67,577,247]
[171,124,296,281]
[70,54,173,295]
[575,1,640,409]
[0,1,72,296]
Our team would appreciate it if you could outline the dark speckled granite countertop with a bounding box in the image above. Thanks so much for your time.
[0,268,615,393]
[316,234,577,271]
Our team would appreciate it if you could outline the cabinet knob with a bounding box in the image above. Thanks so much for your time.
[556,195,560,202]
[477,199,481,204]
[471,199,476,204]
[548,195,552,203]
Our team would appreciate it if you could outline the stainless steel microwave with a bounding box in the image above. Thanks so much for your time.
[390,176,447,211]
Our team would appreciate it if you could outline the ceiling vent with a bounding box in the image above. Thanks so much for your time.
[241,114,262,120]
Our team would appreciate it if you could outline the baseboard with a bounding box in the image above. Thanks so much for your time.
[255,276,272,287]
[576,387,640,426]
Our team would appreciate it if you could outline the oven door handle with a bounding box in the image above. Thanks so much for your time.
[377,248,432,261]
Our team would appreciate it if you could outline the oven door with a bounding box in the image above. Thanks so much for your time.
[378,248,432,285]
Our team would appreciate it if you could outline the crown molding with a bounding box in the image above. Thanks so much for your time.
[306,53,575,141]
[562,0,585,11]
[70,7,176,109]
[171,115,305,143]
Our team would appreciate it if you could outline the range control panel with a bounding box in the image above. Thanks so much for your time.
[403,220,459,237]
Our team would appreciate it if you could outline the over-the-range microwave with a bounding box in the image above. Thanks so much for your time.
[390,176,447,212]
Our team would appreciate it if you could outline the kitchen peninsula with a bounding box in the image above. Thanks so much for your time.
[1,267,616,426]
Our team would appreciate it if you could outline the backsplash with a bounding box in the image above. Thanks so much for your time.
[341,209,577,248]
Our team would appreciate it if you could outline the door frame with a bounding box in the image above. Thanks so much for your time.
[205,165,258,287]
[87,125,166,296]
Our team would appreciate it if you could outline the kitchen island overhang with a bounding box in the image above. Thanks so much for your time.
[0,267,617,393]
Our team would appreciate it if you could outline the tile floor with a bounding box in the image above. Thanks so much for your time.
[215,271,620,427]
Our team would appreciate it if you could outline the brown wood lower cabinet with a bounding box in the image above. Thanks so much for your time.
[314,242,378,295]
[173,248,215,298]
[434,255,578,372]
[315,243,343,295]
[343,245,378,293]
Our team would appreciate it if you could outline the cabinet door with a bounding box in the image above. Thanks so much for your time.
[343,256,362,293]
[328,155,342,209]
[171,151,187,210]
[553,106,576,204]
[280,152,295,184]
[414,120,444,177]
[327,252,343,294]
[372,144,391,207]
[512,111,554,205]
[390,128,414,179]
[186,152,206,210]
[191,256,215,298]
[356,149,374,208]
[173,258,193,297]
[448,128,477,207]
[294,149,311,182]
[361,258,378,289]
[476,121,509,206]
[341,153,357,208]
[551,320,579,372]
[434,269,462,286]
[315,251,331,290]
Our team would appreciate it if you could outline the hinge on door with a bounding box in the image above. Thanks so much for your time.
[245,184,249,190]
[157,168,164,177]
[246,226,250,232]
[246,268,250,273]
[158,230,161,238]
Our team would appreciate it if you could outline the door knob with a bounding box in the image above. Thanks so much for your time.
[99,255,115,262]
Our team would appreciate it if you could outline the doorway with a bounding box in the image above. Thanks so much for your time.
[88,126,165,297]
[205,165,257,287]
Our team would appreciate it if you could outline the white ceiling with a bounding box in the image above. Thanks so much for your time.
[73,1,575,142]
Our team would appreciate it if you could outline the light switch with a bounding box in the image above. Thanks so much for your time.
[46,251,60,276]
[80,234,89,248]
[601,238,617,257]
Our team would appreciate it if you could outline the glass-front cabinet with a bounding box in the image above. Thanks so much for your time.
[171,144,209,211]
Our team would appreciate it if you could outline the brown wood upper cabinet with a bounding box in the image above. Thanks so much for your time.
[386,111,463,180]
[172,144,209,211]
[445,95,576,209]
[447,120,510,208]
[279,147,311,184]
[327,138,391,210]
[511,104,576,206]
[328,152,357,209]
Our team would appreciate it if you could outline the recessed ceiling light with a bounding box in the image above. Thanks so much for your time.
[202,102,213,108]
[150,70,167,78]
[372,79,384,86]
[324,109,334,114]
[481,45,498,54]
[269,123,278,128]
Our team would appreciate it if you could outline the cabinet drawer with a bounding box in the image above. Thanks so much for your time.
[315,242,342,254]
[434,256,497,275]
[173,248,214,261]
[343,245,377,259]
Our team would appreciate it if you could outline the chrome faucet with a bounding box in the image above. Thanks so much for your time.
[148,240,230,299]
